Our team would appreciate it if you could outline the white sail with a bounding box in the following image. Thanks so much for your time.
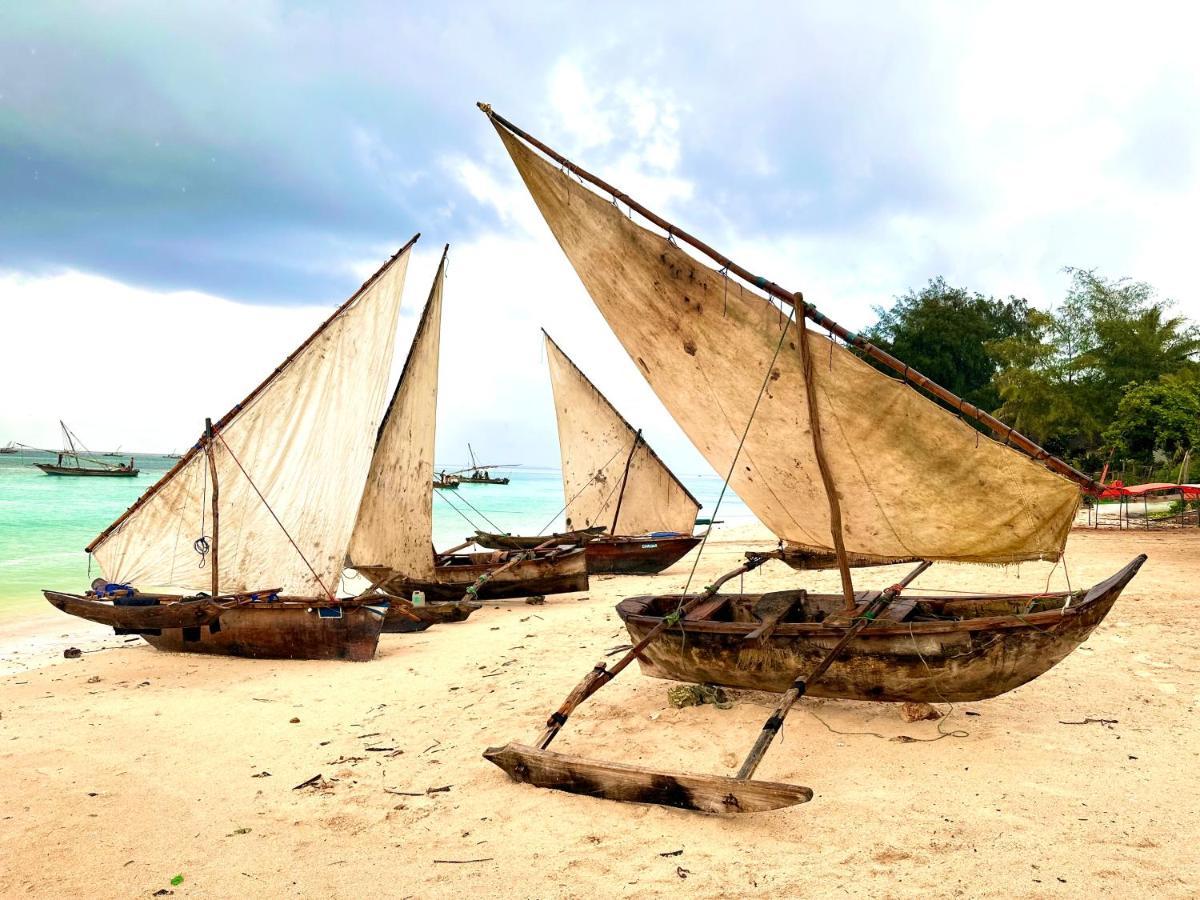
[89,242,415,594]
[544,332,699,536]
[493,122,1080,566]
[346,249,445,580]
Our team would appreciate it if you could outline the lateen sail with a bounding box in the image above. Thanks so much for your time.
[346,248,445,580]
[89,243,416,594]
[544,332,699,536]
[493,122,1080,565]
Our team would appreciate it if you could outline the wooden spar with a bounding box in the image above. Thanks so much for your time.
[479,104,1098,494]
[437,539,475,558]
[458,536,561,603]
[735,559,932,780]
[86,233,422,554]
[796,309,855,611]
[609,429,642,534]
[205,419,220,598]
[535,553,770,751]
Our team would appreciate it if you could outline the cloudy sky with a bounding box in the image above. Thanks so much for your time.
[3,1,1197,469]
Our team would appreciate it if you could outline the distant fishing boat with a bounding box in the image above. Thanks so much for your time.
[34,422,139,477]
[0,441,18,455]
[347,247,588,625]
[43,235,422,661]
[475,332,701,574]
[433,471,460,489]
[449,444,511,484]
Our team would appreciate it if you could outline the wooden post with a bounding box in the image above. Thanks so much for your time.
[610,429,642,536]
[205,418,220,598]
[795,303,855,611]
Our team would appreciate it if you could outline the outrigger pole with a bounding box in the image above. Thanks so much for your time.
[478,103,1099,495]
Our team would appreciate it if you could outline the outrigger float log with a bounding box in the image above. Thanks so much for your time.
[477,104,1144,811]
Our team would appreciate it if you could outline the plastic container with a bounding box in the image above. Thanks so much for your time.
[411,590,425,607]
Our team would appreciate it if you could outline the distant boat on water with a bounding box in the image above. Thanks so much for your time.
[0,441,18,455]
[433,471,460,489]
[34,422,139,477]
[449,443,512,484]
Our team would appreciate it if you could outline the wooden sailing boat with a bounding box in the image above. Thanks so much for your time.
[0,441,19,455]
[433,471,461,489]
[451,445,511,484]
[476,104,1145,812]
[346,247,588,628]
[42,236,422,661]
[475,332,701,574]
[35,422,139,477]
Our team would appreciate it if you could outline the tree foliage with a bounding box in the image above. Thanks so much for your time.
[870,268,1199,471]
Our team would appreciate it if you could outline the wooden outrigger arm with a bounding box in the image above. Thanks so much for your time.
[484,553,814,813]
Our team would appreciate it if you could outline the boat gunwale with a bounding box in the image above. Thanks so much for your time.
[616,555,1144,639]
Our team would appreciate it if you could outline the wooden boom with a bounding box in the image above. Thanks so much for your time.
[478,104,1098,494]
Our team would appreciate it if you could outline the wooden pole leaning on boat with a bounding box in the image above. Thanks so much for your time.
[734,559,933,781]
[204,418,220,598]
[795,303,855,611]
[458,536,561,604]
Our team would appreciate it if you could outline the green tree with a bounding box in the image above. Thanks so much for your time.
[1102,374,1200,462]
[866,277,1033,413]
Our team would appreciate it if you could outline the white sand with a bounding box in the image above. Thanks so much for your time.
[1,525,1197,898]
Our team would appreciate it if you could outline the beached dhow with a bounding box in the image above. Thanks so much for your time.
[477,104,1144,812]
[42,236,422,661]
[474,332,701,574]
[346,247,588,627]
[34,422,139,477]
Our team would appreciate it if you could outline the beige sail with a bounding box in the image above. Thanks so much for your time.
[346,250,445,580]
[494,124,1080,565]
[89,244,414,594]
[544,332,699,536]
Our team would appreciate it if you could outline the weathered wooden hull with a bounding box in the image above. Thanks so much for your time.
[359,548,589,603]
[141,603,386,661]
[615,556,1145,703]
[43,591,222,629]
[35,464,139,477]
[44,591,386,661]
[585,534,701,575]
[382,600,482,633]
[473,527,605,551]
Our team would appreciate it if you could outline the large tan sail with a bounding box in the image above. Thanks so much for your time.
[544,332,699,536]
[494,124,1079,565]
[346,249,446,580]
[90,244,415,594]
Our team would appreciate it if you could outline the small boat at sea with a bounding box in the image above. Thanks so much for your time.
[477,104,1144,812]
[0,441,18,455]
[449,445,511,484]
[42,235,422,660]
[474,332,701,574]
[34,423,139,477]
[433,471,460,489]
[346,247,587,628]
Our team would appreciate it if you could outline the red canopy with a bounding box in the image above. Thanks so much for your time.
[1098,481,1200,500]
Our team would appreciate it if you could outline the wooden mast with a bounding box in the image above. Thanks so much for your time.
[86,233,421,554]
[796,308,856,610]
[609,429,642,536]
[204,418,220,597]
[478,103,1098,494]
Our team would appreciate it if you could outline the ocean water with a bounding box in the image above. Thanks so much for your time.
[0,449,752,621]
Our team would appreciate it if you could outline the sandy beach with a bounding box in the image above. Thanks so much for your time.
[1,523,1197,898]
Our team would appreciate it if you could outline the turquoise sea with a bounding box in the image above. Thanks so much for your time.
[0,449,752,621]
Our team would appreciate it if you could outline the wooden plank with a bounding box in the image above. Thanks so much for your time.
[876,595,918,623]
[743,592,803,646]
[683,596,727,621]
[483,742,812,814]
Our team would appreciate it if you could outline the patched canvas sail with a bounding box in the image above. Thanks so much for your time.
[88,241,416,594]
[544,332,699,536]
[346,249,445,580]
[493,122,1080,565]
